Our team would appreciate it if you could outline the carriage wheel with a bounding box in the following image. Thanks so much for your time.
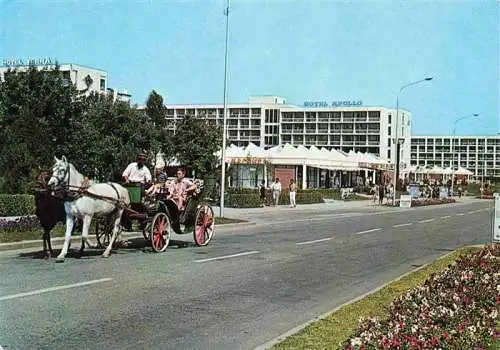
[95,221,112,249]
[151,213,170,253]
[193,204,215,247]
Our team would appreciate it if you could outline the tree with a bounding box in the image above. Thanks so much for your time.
[145,90,166,128]
[172,115,222,178]
[0,65,83,193]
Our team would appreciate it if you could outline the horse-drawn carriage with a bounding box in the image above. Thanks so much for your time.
[42,156,215,262]
[95,180,215,252]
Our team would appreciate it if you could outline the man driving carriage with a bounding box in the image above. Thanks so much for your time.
[122,153,152,185]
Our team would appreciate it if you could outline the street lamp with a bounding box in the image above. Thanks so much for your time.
[392,77,433,205]
[451,113,479,195]
[219,0,231,218]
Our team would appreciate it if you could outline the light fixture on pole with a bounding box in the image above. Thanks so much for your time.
[219,0,230,218]
[451,113,479,196]
[392,77,433,206]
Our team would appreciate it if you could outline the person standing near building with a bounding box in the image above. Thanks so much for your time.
[259,180,266,207]
[289,178,297,207]
[271,178,282,206]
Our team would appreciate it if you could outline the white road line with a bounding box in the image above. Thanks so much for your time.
[418,218,435,223]
[355,228,382,235]
[194,251,260,263]
[456,213,465,216]
[296,237,332,245]
[440,215,451,219]
[467,211,476,214]
[393,223,413,228]
[0,278,112,302]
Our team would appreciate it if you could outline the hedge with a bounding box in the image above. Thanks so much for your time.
[0,194,35,216]
[0,189,345,214]
[225,188,342,208]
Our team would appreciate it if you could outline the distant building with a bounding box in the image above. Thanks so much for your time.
[410,135,500,180]
[156,95,412,168]
[0,61,108,94]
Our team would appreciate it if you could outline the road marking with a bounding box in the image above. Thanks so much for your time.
[355,228,382,235]
[418,218,435,223]
[456,213,465,216]
[194,250,260,263]
[467,211,476,214]
[296,237,332,245]
[393,223,413,228]
[0,278,112,302]
[440,215,451,219]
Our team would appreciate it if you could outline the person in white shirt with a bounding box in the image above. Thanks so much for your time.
[270,178,282,206]
[122,153,152,184]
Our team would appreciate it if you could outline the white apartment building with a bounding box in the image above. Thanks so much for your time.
[162,96,412,168]
[410,135,500,179]
[0,59,108,94]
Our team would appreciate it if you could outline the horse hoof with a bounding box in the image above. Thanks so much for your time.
[102,254,109,258]
[55,257,65,263]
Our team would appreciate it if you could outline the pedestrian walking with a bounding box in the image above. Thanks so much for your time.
[289,178,297,207]
[259,180,266,207]
[378,183,385,204]
[270,178,281,206]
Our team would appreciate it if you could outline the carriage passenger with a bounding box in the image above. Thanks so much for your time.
[145,162,168,196]
[167,168,197,212]
[122,153,152,185]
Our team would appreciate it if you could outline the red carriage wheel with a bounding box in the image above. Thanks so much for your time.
[150,212,170,253]
[193,204,215,247]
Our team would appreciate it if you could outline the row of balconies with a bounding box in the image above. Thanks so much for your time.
[280,128,380,134]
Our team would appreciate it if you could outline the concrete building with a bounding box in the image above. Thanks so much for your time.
[410,135,500,180]
[162,96,412,169]
[0,60,108,94]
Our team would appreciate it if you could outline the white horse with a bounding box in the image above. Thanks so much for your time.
[47,156,130,262]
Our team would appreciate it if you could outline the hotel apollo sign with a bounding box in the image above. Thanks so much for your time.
[304,100,363,107]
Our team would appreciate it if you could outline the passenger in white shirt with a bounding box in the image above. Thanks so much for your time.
[122,153,152,184]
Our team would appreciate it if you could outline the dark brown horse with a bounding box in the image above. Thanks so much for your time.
[34,171,66,258]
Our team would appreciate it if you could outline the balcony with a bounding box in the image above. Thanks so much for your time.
[367,129,380,134]
[342,129,354,134]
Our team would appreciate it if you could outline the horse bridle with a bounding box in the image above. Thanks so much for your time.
[52,163,70,190]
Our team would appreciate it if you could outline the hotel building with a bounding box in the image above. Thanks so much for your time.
[0,60,108,94]
[410,135,500,180]
[163,96,412,169]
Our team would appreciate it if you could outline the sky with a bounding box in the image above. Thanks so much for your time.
[1,0,498,136]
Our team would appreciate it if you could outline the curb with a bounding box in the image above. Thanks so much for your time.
[0,221,255,252]
[253,249,461,350]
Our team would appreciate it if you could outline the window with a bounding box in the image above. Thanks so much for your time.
[388,138,391,147]
[387,150,391,159]
[388,126,391,135]
[100,78,105,91]
[388,114,392,124]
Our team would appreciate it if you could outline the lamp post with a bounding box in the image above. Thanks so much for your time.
[392,77,433,205]
[451,113,479,196]
[219,0,231,218]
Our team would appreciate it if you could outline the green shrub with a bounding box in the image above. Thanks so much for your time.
[0,194,36,216]
[225,188,341,207]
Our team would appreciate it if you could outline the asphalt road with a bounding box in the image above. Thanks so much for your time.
[0,200,494,350]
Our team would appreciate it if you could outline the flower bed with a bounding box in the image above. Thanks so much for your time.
[386,198,456,207]
[476,195,495,200]
[343,245,499,349]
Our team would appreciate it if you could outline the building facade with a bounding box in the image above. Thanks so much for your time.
[410,135,500,179]
[0,61,108,94]
[162,96,412,168]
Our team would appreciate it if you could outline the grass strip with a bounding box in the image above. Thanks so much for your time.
[271,246,483,350]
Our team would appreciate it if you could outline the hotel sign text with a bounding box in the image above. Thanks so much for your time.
[1,57,56,67]
[304,100,363,107]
